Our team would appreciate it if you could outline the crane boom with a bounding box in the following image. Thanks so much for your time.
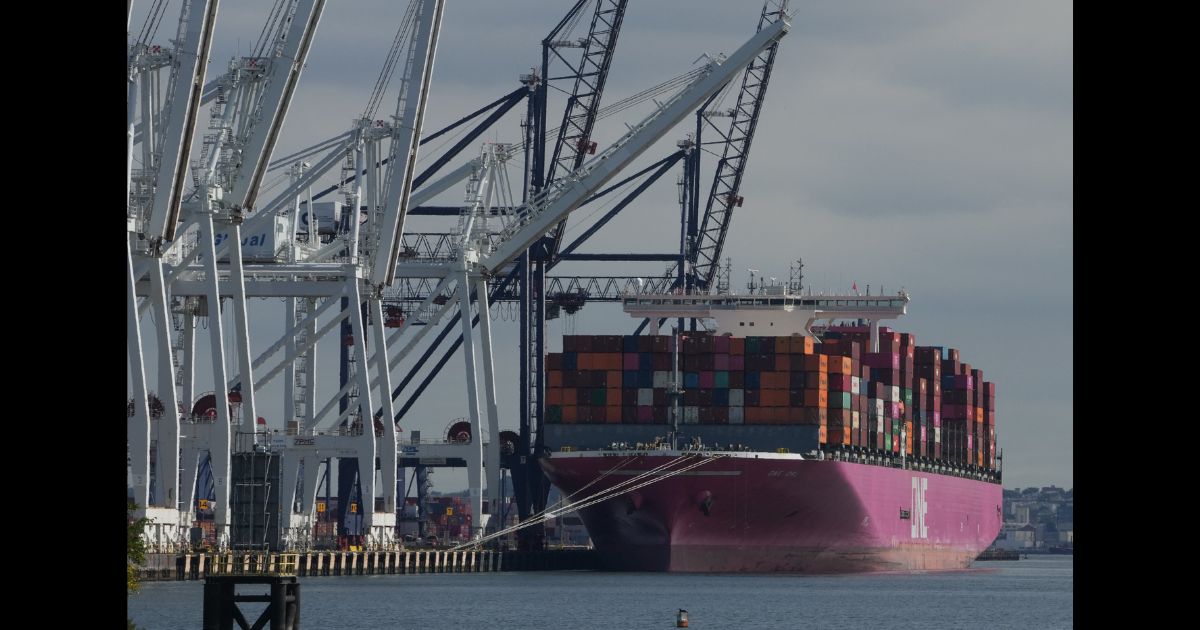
[481,16,790,275]
[370,0,447,287]
[227,0,327,213]
[689,0,788,289]
[145,0,219,243]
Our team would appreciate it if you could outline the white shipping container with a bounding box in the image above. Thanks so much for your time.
[729,406,744,424]
[653,371,671,388]
[851,411,860,430]
[684,406,699,424]
[638,388,654,406]
[934,426,941,443]
[199,215,290,263]
[890,386,900,402]
[729,389,744,406]
[298,201,344,236]
[850,376,860,395]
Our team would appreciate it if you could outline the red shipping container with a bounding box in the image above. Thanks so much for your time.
[714,335,731,353]
[802,354,828,371]
[637,406,654,423]
[730,337,745,355]
[774,354,790,372]
[652,353,671,370]
[714,354,730,370]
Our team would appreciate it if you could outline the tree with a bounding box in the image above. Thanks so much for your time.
[127,501,150,593]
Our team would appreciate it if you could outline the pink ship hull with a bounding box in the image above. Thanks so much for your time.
[540,452,1003,573]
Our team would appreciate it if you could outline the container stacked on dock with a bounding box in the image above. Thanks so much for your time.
[545,329,996,469]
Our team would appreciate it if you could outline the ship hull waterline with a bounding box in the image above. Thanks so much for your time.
[539,451,1003,573]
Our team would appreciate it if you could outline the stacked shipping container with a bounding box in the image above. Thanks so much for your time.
[545,328,997,469]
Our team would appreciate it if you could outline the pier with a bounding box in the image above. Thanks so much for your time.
[141,549,599,581]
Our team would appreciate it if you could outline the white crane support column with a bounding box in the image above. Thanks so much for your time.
[370,298,399,546]
[199,215,233,544]
[228,0,326,212]
[181,308,196,412]
[127,239,152,511]
[481,17,790,273]
[371,0,446,286]
[139,67,156,186]
[475,277,501,527]
[303,298,318,428]
[285,297,298,425]
[127,73,138,211]
[349,138,365,261]
[300,454,323,515]
[869,319,879,353]
[150,261,182,513]
[346,278,378,537]
[225,223,259,443]
[147,0,219,243]
[179,446,202,520]
[279,452,303,546]
[456,273,485,538]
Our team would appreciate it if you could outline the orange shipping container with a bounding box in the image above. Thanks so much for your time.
[790,336,814,355]
[804,389,828,407]
[546,388,563,405]
[829,357,852,374]
[548,370,563,388]
[787,407,807,423]
[563,406,578,423]
[819,425,827,443]
[730,338,745,355]
[746,407,765,423]
[607,371,622,388]
[561,388,577,405]
[803,354,828,371]
[607,406,621,424]
[606,353,624,370]
[608,389,621,408]
[579,353,594,370]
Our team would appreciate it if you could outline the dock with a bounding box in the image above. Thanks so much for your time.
[140,549,599,581]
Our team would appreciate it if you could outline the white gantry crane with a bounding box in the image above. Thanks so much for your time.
[127,0,788,551]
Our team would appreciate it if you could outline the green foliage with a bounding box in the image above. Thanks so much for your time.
[127,501,150,593]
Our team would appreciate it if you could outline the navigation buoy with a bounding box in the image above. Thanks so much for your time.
[676,609,689,627]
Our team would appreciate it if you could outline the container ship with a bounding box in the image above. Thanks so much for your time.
[538,285,1003,572]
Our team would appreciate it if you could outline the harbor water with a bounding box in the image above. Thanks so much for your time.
[127,554,1072,629]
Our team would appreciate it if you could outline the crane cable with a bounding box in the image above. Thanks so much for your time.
[362,0,421,120]
[454,453,693,550]
[135,0,169,47]
[455,452,727,550]
[253,0,291,59]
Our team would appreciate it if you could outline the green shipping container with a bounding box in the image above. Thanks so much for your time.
[547,405,563,423]
[591,388,606,406]
[903,388,913,406]
[746,337,760,354]
[715,371,729,388]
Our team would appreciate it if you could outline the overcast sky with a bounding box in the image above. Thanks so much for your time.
[131,0,1071,492]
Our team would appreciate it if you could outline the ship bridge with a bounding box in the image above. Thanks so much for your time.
[622,287,909,349]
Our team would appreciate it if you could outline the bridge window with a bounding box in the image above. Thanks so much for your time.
[769,299,783,305]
